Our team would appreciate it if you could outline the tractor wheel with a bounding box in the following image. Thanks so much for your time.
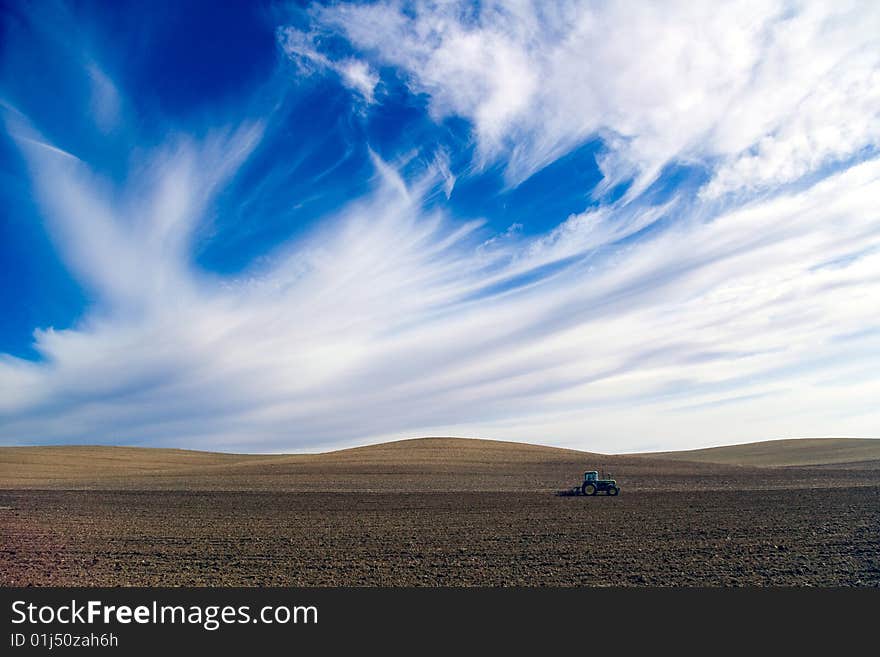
[582,483,597,496]
[608,486,619,496]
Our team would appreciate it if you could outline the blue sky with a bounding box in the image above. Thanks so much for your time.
[1,0,879,453]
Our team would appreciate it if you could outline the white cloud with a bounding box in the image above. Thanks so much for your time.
[86,63,121,133]
[6,112,264,315]
[2,3,879,453]
[309,0,880,195]
[277,26,379,103]
[337,59,380,104]
[703,44,880,198]
[2,115,879,451]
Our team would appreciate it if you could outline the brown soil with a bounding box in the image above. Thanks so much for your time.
[1,438,878,586]
[644,438,880,467]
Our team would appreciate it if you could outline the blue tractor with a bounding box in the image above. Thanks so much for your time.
[580,470,619,496]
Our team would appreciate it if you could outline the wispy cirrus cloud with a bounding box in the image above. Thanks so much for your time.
[277,26,380,103]
[311,0,880,197]
[0,1,878,453]
[2,126,878,451]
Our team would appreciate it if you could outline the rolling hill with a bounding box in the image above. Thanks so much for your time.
[646,438,880,467]
[1,437,878,492]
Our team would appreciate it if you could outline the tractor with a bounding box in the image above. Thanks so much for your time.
[579,470,619,496]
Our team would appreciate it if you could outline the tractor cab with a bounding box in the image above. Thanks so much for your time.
[583,471,598,482]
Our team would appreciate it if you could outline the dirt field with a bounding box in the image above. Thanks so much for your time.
[2,438,879,586]
[645,437,880,467]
